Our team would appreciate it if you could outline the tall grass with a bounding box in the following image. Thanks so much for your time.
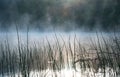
[0,32,120,77]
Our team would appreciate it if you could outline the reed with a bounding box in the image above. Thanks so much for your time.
[0,31,120,77]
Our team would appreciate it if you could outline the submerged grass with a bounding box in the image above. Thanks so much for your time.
[0,32,120,77]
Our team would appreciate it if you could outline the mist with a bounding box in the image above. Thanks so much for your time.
[0,0,120,32]
[0,0,120,77]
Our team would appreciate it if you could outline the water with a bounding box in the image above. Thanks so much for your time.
[0,32,104,46]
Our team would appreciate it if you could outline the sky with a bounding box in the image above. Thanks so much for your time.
[0,0,120,32]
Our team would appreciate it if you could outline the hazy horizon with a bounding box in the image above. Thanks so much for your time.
[0,0,120,32]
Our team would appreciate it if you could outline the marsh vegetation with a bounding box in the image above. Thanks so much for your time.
[0,32,120,77]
